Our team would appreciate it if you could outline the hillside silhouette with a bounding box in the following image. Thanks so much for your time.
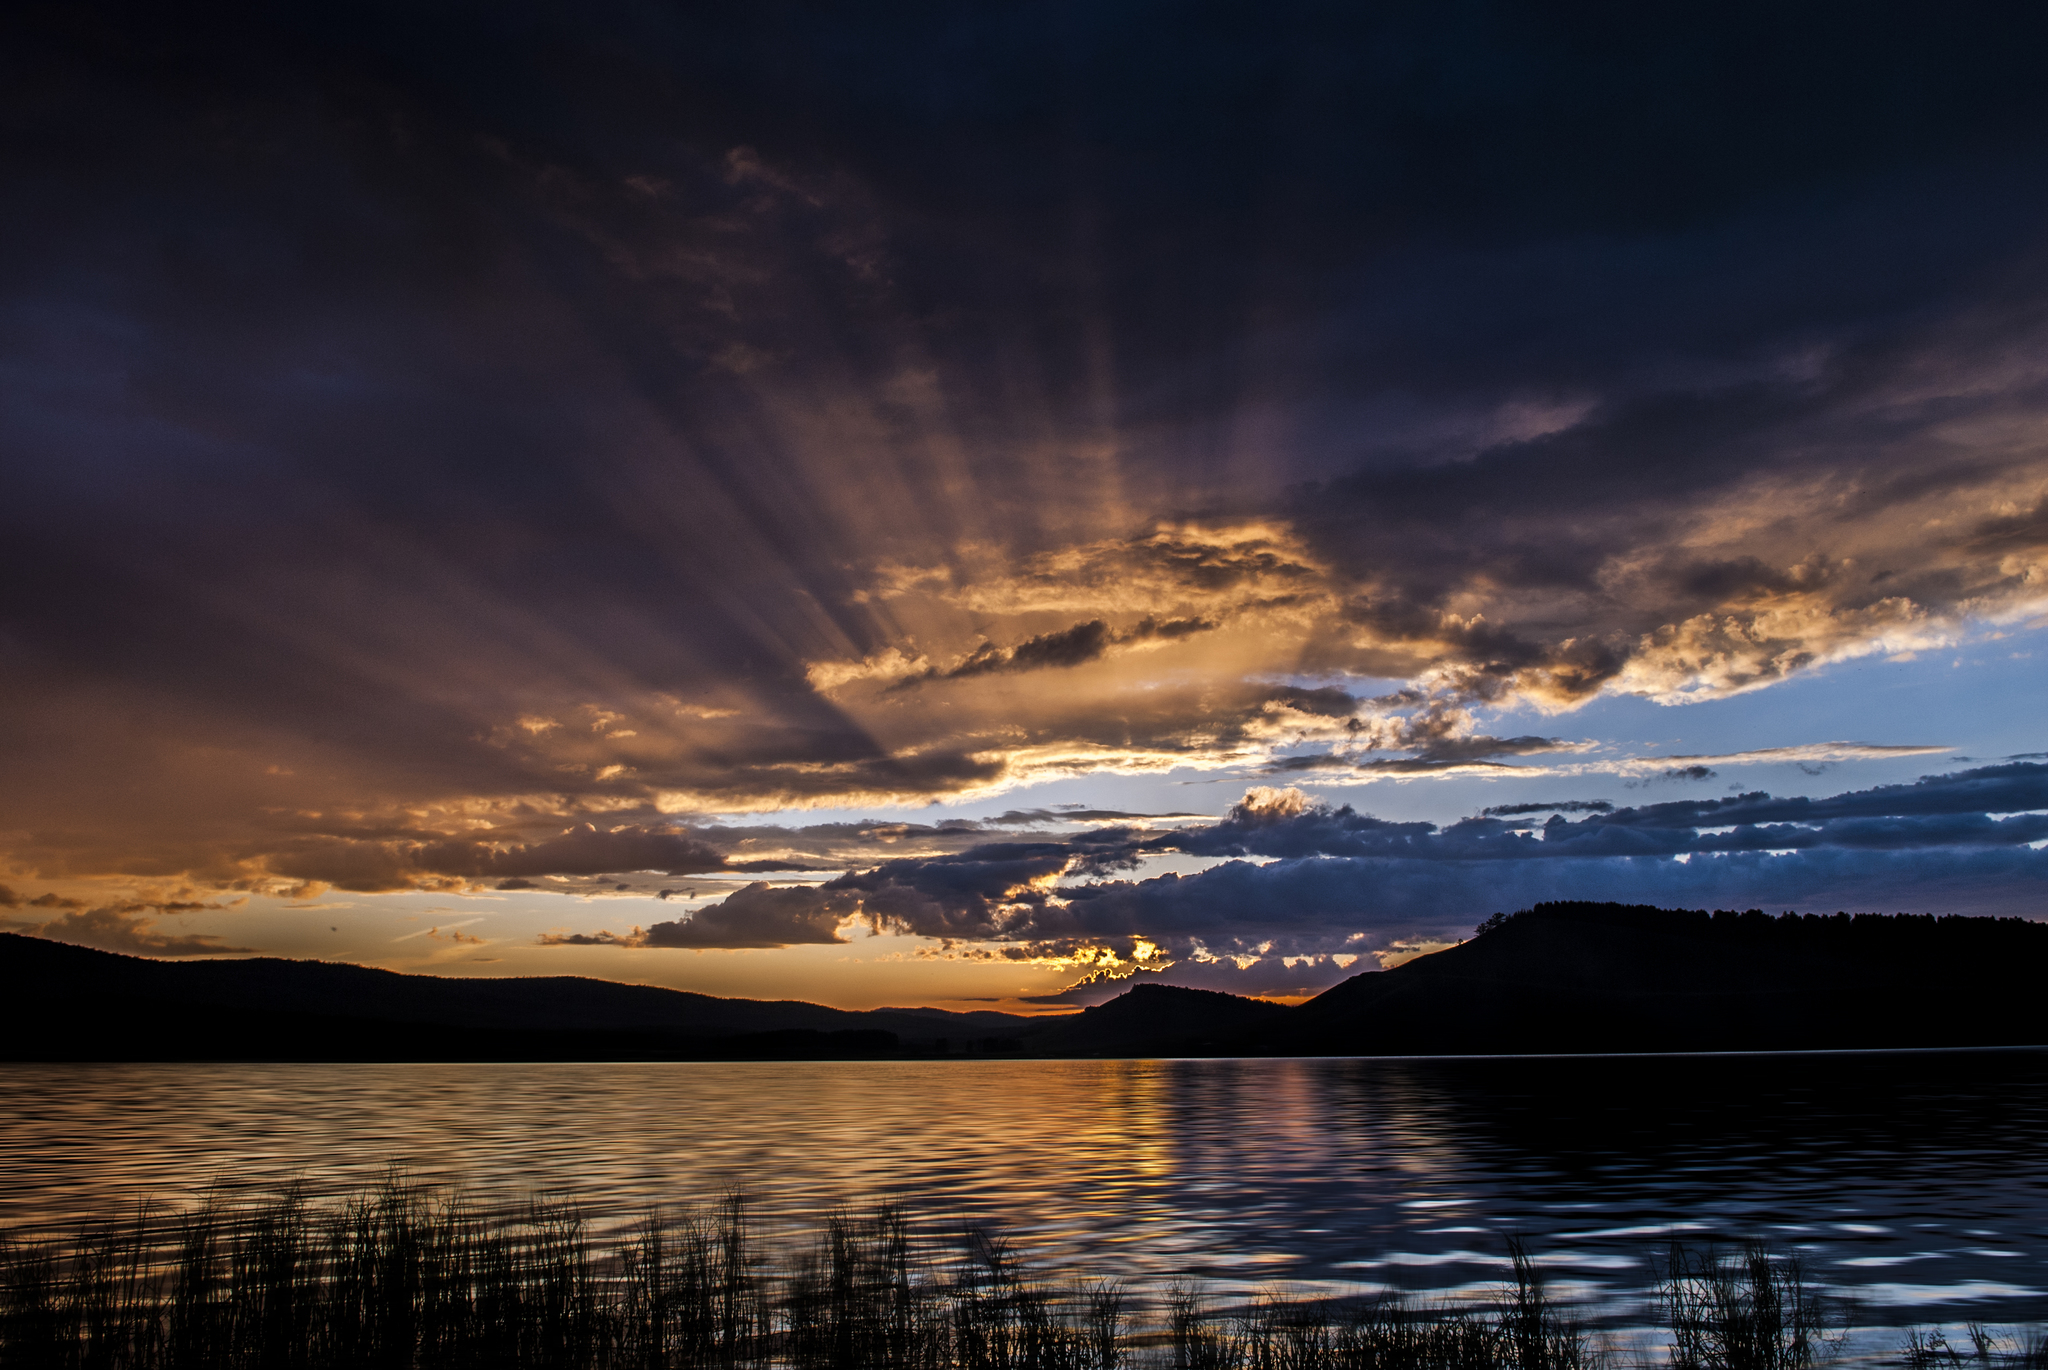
[5,902,2046,1059]
[1024,982,1293,1057]
[1277,902,2048,1054]
[0,934,1027,1060]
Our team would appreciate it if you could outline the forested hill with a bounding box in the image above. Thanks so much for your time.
[0,933,1029,1060]
[1271,902,2048,1055]
[6,903,2046,1059]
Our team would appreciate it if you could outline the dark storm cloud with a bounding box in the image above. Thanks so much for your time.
[1269,734,1583,775]
[547,765,2048,955]
[1584,763,2048,830]
[1259,686,1360,718]
[594,841,2048,960]
[981,808,1203,827]
[895,616,1221,688]
[1265,754,1355,774]
[640,882,855,949]
[928,621,1113,683]
[1161,767,2048,865]
[1045,844,2048,958]
[261,825,730,892]
[1408,736,1572,763]
[1481,801,1615,818]
[537,882,853,949]
[6,1,2048,887]
[829,846,1083,942]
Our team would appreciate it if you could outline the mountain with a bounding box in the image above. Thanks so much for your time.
[1274,902,2048,1054]
[0,934,1033,1060]
[8,903,2047,1060]
[1019,982,1293,1056]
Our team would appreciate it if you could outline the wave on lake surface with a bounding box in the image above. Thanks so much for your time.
[4,1051,2045,1340]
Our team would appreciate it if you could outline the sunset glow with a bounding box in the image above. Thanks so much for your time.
[5,2,2047,1013]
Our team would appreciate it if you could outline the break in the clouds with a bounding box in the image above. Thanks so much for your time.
[2,1,2047,979]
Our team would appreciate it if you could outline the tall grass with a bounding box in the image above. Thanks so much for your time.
[0,1182,1587,1370]
[1165,1283,1547,1370]
[0,1182,1998,1369]
[1902,1326,2048,1370]
[1663,1241,1832,1370]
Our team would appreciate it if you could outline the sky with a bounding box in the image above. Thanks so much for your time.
[4,1,2048,1012]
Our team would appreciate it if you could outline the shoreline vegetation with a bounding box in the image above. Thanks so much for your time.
[0,1182,2036,1370]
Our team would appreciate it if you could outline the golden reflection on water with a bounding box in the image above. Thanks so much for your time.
[3,1054,2048,1325]
[0,1061,1226,1264]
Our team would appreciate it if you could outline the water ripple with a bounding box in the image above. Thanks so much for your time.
[1,1051,2045,1328]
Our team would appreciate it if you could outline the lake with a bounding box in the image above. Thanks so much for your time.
[4,1050,2045,1352]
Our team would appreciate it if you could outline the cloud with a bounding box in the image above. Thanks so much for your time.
[640,882,855,948]
[1079,845,2048,953]
[1020,954,1351,1005]
[255,824,732,893]
[1292,739,1953,785]
[1582,762,2048,829]
[981,807,1207,827]
[1270,733,1591,776]
[14,897,254,957]
[938,620,1112,680]
[538,767,2048,995]
[5,2,2048,890]
[536,929,636,947]
[539,880,856,949]
[894,615,1227,689]
[1602,742,1951,776]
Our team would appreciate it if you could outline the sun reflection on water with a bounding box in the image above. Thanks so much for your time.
[2,1052,2045,1335]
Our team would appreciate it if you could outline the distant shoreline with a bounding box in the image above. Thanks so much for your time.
[7,1043,2048,1066]
[10,903,2048,1060]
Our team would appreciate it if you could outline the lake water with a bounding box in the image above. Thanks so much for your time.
[4,1050,2046,1352]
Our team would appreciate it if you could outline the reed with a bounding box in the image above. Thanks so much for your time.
[0,1183,2011,1370]
[1662,1240,1833,1370]
[1902,1325,2048,1370]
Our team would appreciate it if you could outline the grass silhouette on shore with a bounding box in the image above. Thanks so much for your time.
[0,1180,2007,1369]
